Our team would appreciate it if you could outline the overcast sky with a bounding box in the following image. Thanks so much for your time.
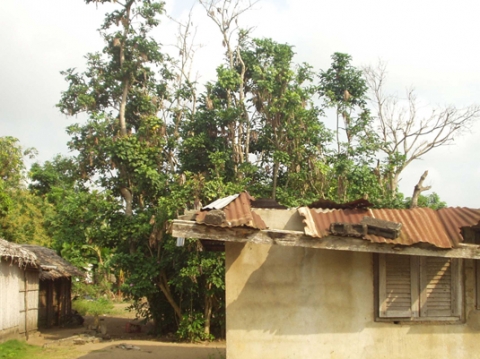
[1,0,480,207]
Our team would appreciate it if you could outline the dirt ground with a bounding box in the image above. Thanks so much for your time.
[28,303,226,359]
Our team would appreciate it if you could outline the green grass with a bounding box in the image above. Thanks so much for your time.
[72,298,114,316]
[0,340,78,359]
[0,340,42,359]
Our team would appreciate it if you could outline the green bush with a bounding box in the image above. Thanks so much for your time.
[72,298,114,316]
[72,281,98,299]
[176,312,214,342]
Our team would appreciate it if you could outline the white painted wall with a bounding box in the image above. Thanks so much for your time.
[226,242,480,359]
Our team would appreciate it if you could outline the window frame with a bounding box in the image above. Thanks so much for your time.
[476,259,480,310]
[374,254,464,323]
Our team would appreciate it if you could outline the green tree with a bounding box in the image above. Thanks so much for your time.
[0,137,50,245]
[404,192,447,210]
[29,155,82,203]
[241,38,330,203]
[0,136,36,187]
[57,0,183,324]
[318,53,381,203]
[57,0,226,337]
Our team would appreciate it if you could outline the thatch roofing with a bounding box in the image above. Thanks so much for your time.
[22,245,84,280]
[0,238,38,268]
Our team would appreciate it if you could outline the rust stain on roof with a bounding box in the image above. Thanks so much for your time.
[437,207,480,245]
[196,191,267,229]
[298,207,480,249]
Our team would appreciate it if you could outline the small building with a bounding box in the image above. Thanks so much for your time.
[0,239,83,341]
[23,245,83,328]
[173,192,480,359]
[0,239,39,341]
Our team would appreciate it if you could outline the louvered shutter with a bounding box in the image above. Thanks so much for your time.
[378,254,419,318]
[419,257,461,318]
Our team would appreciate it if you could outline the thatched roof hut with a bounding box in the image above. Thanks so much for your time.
[1,239,84,333]
[0,238,37,268]
[22,245,83,280]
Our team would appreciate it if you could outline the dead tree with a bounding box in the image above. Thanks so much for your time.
[163,9,201,173]
[410,170,431,208]
[363,61,480,198]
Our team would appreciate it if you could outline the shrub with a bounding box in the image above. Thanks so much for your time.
[176,312,214,342]
[72,298,113,316]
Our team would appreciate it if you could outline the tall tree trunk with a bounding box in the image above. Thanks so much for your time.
[204,286,213,337]
[119,186,135,253]
[119,78,130,137]
[272,161,279,200]
[118,2,132,136]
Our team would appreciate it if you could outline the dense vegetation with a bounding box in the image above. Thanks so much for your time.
[2,0,475,341]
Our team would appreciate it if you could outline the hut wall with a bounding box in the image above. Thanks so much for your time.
[38,277,73,328]
[0,262,39,341]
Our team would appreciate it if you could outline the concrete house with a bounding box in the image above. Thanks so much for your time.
[172,192,480,359]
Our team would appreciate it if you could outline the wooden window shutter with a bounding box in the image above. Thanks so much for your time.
[378,254,419,318]
[419,257,461,318]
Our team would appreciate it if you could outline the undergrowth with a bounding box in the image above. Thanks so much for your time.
[72,298,114,316]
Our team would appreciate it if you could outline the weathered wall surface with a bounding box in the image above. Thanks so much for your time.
[0,262,39,341]
[0,261,22,339]
[226,241,480,359]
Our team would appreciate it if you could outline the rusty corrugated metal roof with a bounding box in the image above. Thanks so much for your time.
[298,207,480,249]
[437,207,480,246]
[196,191,267,229]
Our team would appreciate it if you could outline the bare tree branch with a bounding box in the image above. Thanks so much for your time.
[364,61,480,196]
[199,0,258,176]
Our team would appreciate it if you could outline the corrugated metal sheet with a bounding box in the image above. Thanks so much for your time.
[202,194,239,210]
[197,192,267,229]
[298,207,480,249]
[437,207,480,246]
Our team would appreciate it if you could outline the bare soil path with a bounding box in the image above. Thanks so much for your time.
[28,303,225,359]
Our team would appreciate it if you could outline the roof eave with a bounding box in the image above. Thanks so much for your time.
[171,220,480,260]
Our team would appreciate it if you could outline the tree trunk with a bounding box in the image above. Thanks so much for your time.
[119,78,130,137]
[336,109,341,154]
[272,161,279,200]
[157,271,182,321]
[389,172,398,197]
[204,290,213,337]
[118,2,132,136]
[410,170,431,208]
